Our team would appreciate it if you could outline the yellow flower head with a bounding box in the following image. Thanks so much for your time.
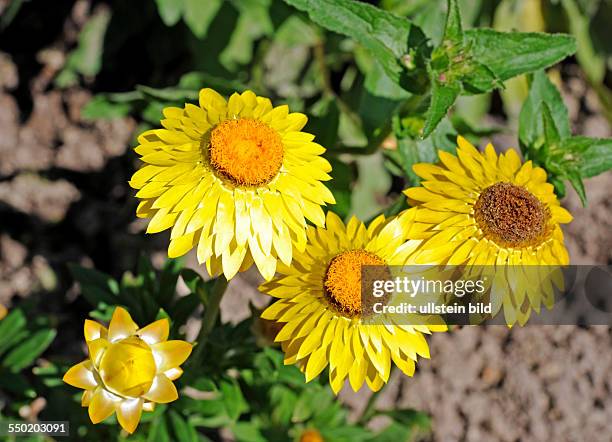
[402,136,573,324]
[259,212,446,394]
[63,307,192,434]
[130,88,335,281]
[0,303,6,320]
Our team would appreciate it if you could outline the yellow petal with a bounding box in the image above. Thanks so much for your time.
[84,320,107,342]
[116,398,144,434]
[89,389,117,424]
[550,205,573,224]
[138,319,170,345]
[152,340,193,372]
[63,360,97,390]
[199,88,227,113]
[108,307,139,342]
[143,374,178,403]
[81,390,94,407]
[87,338,109,366]
[164,367,184,381]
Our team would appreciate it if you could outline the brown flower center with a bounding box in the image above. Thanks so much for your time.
[323,250,386,318]
[208,118,283,186]
[473,182,549,248]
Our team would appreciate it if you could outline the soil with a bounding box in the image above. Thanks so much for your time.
[0,9,611,442]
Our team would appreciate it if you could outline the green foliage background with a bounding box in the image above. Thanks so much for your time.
[0,0,611,440]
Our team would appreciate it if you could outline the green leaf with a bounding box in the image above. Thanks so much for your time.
[221,0,273,70]
[464,29,576,82]
[168,410,198,442]
[231,422,267,442]
[566,168,587,206]
[444,0,463,44]
[422,78,460,138]
[55,7,111,86]
[81,96,131,120]
[155,0,185,26]
[519,70,571,152]
[220,379,248,421]
[397,117,457,184]
[158,259,182,306]
[0,309,27,356]
[3,329,56,372]
[307,96,340,148]
[460,61,499,94]
[327,158,353,219]
[562,137,612,177]
[71,8,111,76]
[542,104,562,146]
[183,0,222,38]
[283,0,429,93]
[68,264,119,307]
[137,85,199,102]
[148,414,171,442]
[351,153,391,220]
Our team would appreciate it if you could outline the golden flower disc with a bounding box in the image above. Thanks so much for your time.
[99,336,157,397]
[323,249,384,318]
[473,182,550,248]
[209,118,284,186]
[300,429,325,442]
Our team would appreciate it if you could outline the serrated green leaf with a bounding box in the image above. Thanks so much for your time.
[542,103,562,146]
[562,137,612,177]
[444,0,463,44]
[183,0,222,38]
[464,29,576,82]
[519,70,571,151]
[155,0,184,26]
[461,61,499,94]
[284,0,429,93]
[422,77,460,138]
[566,168,587,206]
[3,329,56,372]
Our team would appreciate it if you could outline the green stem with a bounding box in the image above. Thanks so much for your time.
[359,388,382,425]
[191,277,228,366]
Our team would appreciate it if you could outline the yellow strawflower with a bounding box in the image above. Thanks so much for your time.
[260,212,446,394]
[130,88,335,281]
[63,307,192,434]
[402,136,572,324]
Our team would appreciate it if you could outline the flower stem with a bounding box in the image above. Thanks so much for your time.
[191,276,228,366]
[358,388,382,425]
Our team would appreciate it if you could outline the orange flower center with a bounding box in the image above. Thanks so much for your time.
[208,118,283,186]
[473,182,550,248]
[323,249,385,318]
[98,336,157,398]
[300,429,325,442]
